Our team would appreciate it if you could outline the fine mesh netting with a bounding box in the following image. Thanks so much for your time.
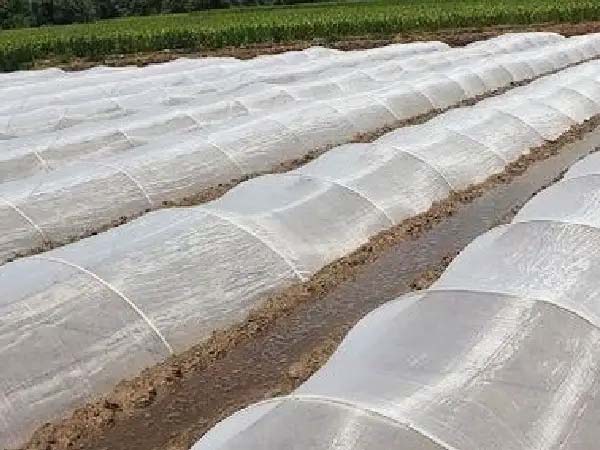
[0,33,573,180]
[192,143,600,450]
[2,45,600,448]
[0,33,565,140]
[2,34,600,264]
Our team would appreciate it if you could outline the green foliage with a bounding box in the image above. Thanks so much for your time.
[1,0,600,71]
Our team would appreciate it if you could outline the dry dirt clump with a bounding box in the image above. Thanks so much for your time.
[19,113,600,450]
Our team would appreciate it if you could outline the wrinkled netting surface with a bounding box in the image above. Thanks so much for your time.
[0,33,564,140]
[3,45,600,448]
[0,33,574,180]
[191,149,600,450]
[2,34,600,264]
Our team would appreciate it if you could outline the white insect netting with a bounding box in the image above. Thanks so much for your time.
[0,33,571,180]
[2,33,600,264]
[0,33,565,140]
[191,140,600,450]
[2,50,600,448]
[0,42,445,139]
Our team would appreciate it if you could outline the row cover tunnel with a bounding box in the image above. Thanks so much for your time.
[2,34,600,264]
[192,144,600,450]
[2,42,600,447]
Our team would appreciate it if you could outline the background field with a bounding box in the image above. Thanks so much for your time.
[1,0,600,70]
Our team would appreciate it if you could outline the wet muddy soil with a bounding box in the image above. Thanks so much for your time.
[19,120,600,450]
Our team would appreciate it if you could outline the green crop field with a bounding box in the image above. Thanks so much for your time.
[1,0,599,71]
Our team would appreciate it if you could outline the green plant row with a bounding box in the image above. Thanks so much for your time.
[1,0,599,71]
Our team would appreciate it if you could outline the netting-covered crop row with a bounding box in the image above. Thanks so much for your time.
[0,41,450,104]
[2,35,600,265]
[0,33,564,123]
[0,42,450,138]
[0,33,577,181]
[192,149,600,450]
[2,55,600,448]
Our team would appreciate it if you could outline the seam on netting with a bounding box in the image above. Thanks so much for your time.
[488,108,547,141]
[95,162,154,209]
[269,117,302,145]
[117,129,136,148]
[284,173,395,225]
[505,58,537,80]
[204,140,245,176]
[234,396,453,449]
[443,127,510,164]
[410,85,437,110]
[280,394,457,450]
[439,73,469,99]
[0,196,48,243]
[560,86,600,108]
[202,209,305,281]
[32,255,174,355]
[388,147,454,192]
[367,93,402,122]
[527,98,579,124]
[425,287,600,334]
[326,102,361,132]
[31,148,51,172]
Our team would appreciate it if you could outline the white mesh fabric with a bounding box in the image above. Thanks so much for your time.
[0,33,587,178]
[4,36,600,448]
[193,148,600,450]
[2,56,600,264]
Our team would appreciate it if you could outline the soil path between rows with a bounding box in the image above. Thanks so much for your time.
[32,21,600,71]
[20,122,600,450]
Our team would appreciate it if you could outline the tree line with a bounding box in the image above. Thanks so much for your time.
[0,0,318,29]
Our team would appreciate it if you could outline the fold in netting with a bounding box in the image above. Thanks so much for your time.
[0,196,48,243]
[31,255,174,355]
[226,394,459,450]
[435,127,511,164]
[204,140,247,176]
[200,208,306,281]
[94,162,155,209]
[486,107,549,133]
[282,173,395,225]
[399,128,510,171]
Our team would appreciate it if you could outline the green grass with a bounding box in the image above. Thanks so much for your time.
[1,0,599,71]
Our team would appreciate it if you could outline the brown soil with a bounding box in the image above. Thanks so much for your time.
[18,115,600,450]
[31,21,600,71]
